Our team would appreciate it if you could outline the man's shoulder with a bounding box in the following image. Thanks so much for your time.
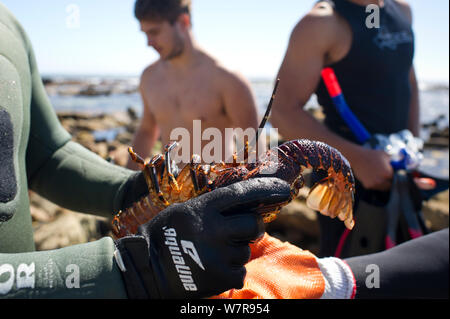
[140,60,163,84]
[212,62,251,93]
[290,2,341,45]
[303,1,340,27]
[138,61,164,108]
[193,50,249,91]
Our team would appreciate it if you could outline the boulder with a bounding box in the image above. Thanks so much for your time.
[422,190,449,231]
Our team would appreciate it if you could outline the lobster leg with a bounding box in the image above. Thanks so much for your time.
[164,142,180,191]
[244,140,250,162]
[128,147,146,167]
[189,154,202,194]
[148,154,170,207]
[128,147,154,194]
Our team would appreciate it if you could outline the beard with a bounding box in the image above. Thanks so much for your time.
[164,31,185,60]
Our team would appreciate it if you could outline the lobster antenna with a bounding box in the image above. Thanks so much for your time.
[251,78,280,148]
[258,78,280,138]
[232,78,280,163]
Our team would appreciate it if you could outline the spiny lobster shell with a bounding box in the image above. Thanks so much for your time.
[112,139,355,238]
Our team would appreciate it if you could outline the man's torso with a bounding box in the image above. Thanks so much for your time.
[142,53,238,162]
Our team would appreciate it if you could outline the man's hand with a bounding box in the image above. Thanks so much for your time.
[114,178,292,299]
[350,147,394,191]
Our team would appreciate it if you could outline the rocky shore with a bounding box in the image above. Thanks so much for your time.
[29,108,449,254]
[43,76,139,97]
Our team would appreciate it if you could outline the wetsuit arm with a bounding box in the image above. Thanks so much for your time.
[24,33,135,218]
[0,237,127,298]
[345,228,449,299]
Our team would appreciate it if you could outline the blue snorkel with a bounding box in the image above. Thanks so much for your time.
[321,67,421,171]
[321,68,372,145]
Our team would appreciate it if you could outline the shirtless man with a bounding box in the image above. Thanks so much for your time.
[270,0,420,257]
[127,0,260,170]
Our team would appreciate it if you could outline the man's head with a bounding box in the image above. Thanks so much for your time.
[135,0,192,60]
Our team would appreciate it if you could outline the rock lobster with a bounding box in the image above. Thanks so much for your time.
[111,80,355,239]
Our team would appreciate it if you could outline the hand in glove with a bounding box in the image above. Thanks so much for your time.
[114,178,292,299]
[213,233,356,299]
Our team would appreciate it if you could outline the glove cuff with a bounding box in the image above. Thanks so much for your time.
[316,257,356,299]
[114,236,160,299]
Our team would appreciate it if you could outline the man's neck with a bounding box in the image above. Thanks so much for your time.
[165,32,202,71]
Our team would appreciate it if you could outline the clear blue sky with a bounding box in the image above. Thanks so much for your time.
[2,0,449,82]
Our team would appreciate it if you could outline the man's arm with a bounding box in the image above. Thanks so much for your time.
[0,238,128,298]
[270,10,334,143]
[395,1,420,137]
[346,228,448,299]
[408,66,420,136]
[220,69,263,153]
[24,22,141,217]
[402,3,420,137]
[217,229,448,299]
[127,70,160,170]
[270,6,393,191]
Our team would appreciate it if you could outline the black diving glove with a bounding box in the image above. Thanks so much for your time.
[119,171,149,212]
[114,178,292,299]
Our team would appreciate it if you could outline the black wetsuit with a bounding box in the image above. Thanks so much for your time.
[314,0,416,257]
[316,0,414,142]
[347,228,449,299]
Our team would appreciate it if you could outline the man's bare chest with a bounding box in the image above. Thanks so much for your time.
[146,82,226,124]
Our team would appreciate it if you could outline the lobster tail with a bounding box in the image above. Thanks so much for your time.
[274,139,356,230]
[307,178,355,229]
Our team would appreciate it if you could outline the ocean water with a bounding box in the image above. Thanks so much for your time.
[48,77,449,130]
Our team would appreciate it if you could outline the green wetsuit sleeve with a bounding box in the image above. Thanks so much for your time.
[23,28,133,217]
[0,237,128,298]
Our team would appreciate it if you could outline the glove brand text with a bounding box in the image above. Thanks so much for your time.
[163,227,198,291]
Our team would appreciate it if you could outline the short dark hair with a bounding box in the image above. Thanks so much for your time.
[134,0,191,24]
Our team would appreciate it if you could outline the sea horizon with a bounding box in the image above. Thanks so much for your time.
[41,72,450,89]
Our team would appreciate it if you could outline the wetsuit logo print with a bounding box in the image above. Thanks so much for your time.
[374,28,413,50]
[0,109,17,205]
